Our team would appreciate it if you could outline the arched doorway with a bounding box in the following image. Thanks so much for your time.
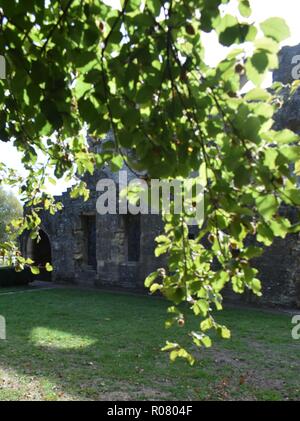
[26,230,52,282]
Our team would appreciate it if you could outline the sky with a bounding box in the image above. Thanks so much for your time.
[1,0,300,198]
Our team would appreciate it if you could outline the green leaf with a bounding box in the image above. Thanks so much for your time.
[200,335,212,348]
[144,271,158,287]
[110,155,123,171]
[251,278,262,293]
[269,217,291,238]
[200,317,214,332]
[246,51,269,86]
[260,18,290,42]
[217,15,253,46]
[83,27,99,47]
[161,341,178,352]
[243,246,263,259]
[192,331,212,348]
[279,146,300,161]
[192,299,209,317]
[122,108,140,128]
[30,266,40,275]
[255,37,279,54]
[147,0,161,16]
[257,222,274,246]
[154,245,167,257]
[150,283,162,293]
[264,149,278,170]
[169,348,195,365]
[40,99,63,129]
[282,189,300,206]
[45,263,53,272]
[262,129,298,144]
[219,325,231,339]
[136,85,153,104]
[78,98,99,126]
[70,49,96,68]
[245,88,271,101]
[238,0,251,18]
[256,194,278,220]
[274,129,298,144]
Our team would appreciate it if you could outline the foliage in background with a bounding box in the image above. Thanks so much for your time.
[0,0,300,362]
[0,187,22,243]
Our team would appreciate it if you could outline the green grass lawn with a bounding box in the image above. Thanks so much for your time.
[0,287,299,401]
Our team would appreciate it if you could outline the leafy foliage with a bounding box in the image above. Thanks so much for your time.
[0,0,299,362]
[0,187,22,244]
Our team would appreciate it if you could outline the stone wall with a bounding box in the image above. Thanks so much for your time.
[22,162,165,292]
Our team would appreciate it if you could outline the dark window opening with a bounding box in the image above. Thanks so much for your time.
[125,215,141,262]
[82,215,97,270]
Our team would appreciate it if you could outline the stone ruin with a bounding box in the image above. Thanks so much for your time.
[21,44,300,308]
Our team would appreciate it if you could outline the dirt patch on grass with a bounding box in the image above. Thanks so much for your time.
[197,344,300,400]
[208,348,247,369]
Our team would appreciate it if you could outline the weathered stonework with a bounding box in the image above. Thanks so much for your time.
[21,45,300,308]
[21,146,164,291]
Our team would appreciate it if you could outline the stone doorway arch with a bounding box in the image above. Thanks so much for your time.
[26,230,52,281]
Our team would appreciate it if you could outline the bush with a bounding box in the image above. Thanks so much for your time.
[0,266,34,287]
